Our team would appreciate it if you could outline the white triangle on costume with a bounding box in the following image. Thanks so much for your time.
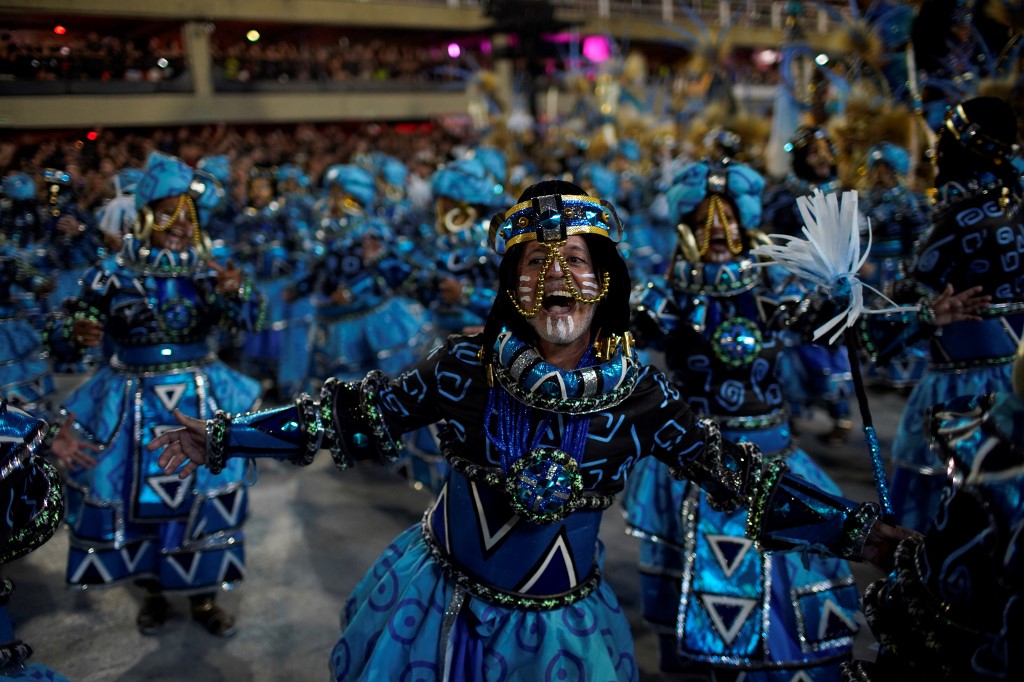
[699,594,757,647]
[153,383,188,412]
[166,552,201,584]
[788,671,815,682]
[147,472,194,509]
[706,534,754,579]
[69,552,114,584]
[818,597,858,640]
[120,540,152,573]
[470,480,519,551]
[519,533,577,592]
[434,481,451,555]
[211,488,246,527]
[216,550,246,582]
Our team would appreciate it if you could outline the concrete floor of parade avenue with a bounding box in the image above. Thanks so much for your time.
[7,372,907,681]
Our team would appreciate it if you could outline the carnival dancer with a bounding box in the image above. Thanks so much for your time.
[151,180,914,681]
[0,399,70,682]
[625,160,862,678]
[861,96,1023,532]
[841,337,1024,681]
[235,167,307,399]
[45,151,265,637]
[763,126,855,443]
[857,142,932,389]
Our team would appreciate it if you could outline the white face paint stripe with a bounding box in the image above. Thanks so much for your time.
[546,317,555,337]
[580,273,596,279]
[556,318,567,337]
[519,275,531,281]
[566,316,574,334]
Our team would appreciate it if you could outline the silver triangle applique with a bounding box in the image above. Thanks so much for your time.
[518,532,577,592]
[705,533,754,578]
[699,594,757,647]
[147,472,194,509]
[153,383,188,412]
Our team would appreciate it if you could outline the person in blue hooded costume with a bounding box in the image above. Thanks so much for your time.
[857,142,932,390]
[860,96,1024,533]
[762,127,855,443]
[44,151,266,638]
[234,166,309,398]
[1,174,59,416]
[0,398,70,682]
[291,163,433,384]
[150,179,914,682]
[624,160,863,678]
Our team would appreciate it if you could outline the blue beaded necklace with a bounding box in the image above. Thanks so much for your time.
[485,345,594,523]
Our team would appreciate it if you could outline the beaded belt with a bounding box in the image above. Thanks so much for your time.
[110,352,216,374]
[711,409,788,431]
[420,512,602,610]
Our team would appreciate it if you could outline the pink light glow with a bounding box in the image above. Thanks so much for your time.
[582,36,610,63]
[447,43,461,59]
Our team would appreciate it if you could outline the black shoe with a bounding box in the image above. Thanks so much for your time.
[137,594,170,635]
[191,598,237,638]
[819,419,853,445]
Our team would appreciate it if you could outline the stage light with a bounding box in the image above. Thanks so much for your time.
[246,30,260,42]
[815,53,829,65]
[54,26,67,35]
[447,43,461,59]
[582,36,611,63]
[87,131,98,141]
[157,58,169,68]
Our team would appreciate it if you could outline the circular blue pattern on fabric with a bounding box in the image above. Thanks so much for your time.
[545,651,586,681]
[398,661,438,682]
[368,566,400,611]
[482,649,509,681]
[561,604,598,636]
[711,317,762,367]
[330,640,351,679]
[387,598,428,644]
[515,615,545,652]
[505,447,583,523]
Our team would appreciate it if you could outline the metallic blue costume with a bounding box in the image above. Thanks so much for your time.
[863,97,1024,532]
[186,185,881,680]
[843,388,1024,680]
[0,400,69,681]
[625,161,859,678]
[762,127,854,439]
[47,154,264,594]
[858,143,932,389]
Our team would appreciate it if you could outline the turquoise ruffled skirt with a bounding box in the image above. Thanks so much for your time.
[330,523,637,682]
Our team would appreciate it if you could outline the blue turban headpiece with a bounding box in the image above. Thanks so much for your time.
[867,143,910,175]
[474,147,508,183]
[379,156,408,187]
[323,164,376,208]
[197,155,232,185]
[135,151,223,226]
[665,161,766,230]
[431,158,505,208]
[115,168,145,195]
[2,173,35,202]
[276,164,310,188]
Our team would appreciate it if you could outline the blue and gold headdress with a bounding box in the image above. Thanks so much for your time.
[488,193,623,254]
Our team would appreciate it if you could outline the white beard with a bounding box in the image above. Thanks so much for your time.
[530,303,595,346]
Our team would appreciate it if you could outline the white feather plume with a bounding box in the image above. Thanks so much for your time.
[752,188,913,344]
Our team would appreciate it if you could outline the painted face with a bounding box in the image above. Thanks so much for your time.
[694,195,743,263]
[149,194,195,253]
[515,235,601,346]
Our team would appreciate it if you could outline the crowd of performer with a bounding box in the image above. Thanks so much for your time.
[3,8,1024,674]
